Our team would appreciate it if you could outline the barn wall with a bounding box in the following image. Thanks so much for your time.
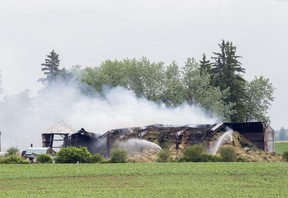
[224,122,274,152]
[264,125,274,152]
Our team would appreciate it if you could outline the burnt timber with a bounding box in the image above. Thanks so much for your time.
[42,122,275,157]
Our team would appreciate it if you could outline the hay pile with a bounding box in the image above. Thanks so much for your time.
[123,130,283,162]
[230,132,282,162]
[127,150,160,163]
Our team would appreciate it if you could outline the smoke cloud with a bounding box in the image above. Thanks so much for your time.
[0,81,219,151]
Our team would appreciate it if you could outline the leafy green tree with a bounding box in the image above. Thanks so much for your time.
[160,61,185,106]
[98,59,128,88]
[38,50,67,85]
[68,65,83,81]
[81,59,131,94]
[211,40,246,122]
[81,60,128,96]
[81,67,102,92]
[244,76,275,122]
[66,65,94,95]
[81,57,165,101]
[182,58,200,105]
[125,58,165,101]
[122,58,145,97]
[182,58,234,120]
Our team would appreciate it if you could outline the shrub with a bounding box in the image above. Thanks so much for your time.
[36,154,53,163]
[110,149,127,163]
[7,147,19,156]
[90,153,103,163]
[0,158,5,164]
[182,145,205,162]
[282,152,288,162]
[200,154,222,162]
[157,149,170,162]
[3,155,29,164]
[219,147,237,162]
[55,146,92,163]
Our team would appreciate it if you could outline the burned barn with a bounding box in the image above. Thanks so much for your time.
[223,122,274,152]
[42,121,275,157]
[63,128,101,154]
[98,124,213,157]
[42,121,73,148]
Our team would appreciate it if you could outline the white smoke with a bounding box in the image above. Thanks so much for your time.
[0,81,219,151]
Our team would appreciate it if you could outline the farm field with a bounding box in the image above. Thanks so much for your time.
[275,141,288,154]
[0,163,288,197]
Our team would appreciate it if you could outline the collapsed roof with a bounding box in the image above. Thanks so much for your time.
[42,122,275,157]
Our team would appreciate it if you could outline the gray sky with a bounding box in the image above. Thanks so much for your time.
[1,0,288,129]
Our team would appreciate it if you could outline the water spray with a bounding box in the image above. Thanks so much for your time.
[209,127,234,155]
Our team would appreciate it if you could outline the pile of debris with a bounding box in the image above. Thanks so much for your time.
[115,130,281,163]
[42,122,281,162]
[227,132,282,162]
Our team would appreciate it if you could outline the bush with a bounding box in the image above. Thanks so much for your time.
[36,154,53,164]
[219,147,237,162]
[110,149,127,163]
[90,153,103,163]
[3,155,29,164]
[6,147,19,156]
[182,145,205,162]
[157,150,170,162]
[282,151,288,162]
[55,146,92,163]
[0,158,5,164]
[200,154,222,162]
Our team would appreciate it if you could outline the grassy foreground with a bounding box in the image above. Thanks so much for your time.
[0,163,288,197]
[275,141,288,154]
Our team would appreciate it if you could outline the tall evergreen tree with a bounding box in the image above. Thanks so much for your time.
[38,50,66,85]
[182,58,234,120]
[211,40,246,122]
[199,54,212,75]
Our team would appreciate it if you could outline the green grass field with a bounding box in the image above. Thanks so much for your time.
[0,163,288,197]
[275,141,288,154]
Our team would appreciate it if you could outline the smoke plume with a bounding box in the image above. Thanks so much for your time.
[0,81,219,151]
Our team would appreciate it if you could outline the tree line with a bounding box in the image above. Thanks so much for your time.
[276,127,288,141]
[32,40,275,123]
